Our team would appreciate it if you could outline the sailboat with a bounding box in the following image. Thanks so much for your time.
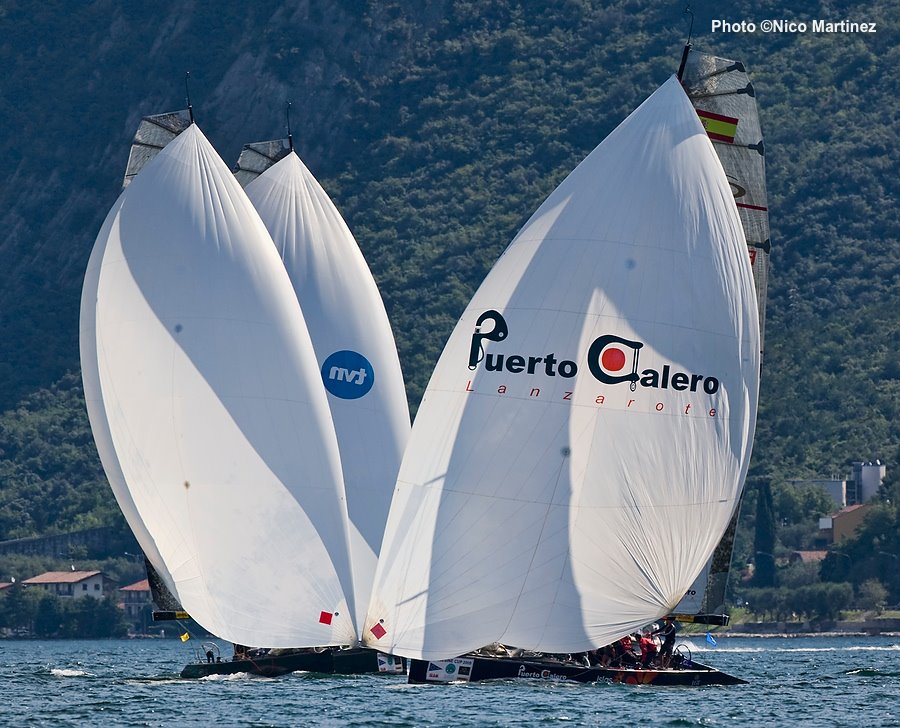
[80,110,402,678]
[178,127,411,678]
[362,70,761,686]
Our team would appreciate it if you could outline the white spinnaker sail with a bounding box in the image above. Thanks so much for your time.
[79,124,357,647]
[244,152,411,633]
[365,76,759,660]
[83,110,195,608]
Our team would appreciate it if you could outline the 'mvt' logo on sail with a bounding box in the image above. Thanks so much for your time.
[321,350,375,400]
[329,366,367,384]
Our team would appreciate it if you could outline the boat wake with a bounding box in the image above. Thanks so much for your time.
[198,671,260,682]
[844,667,900,677]
[49,668,93,678]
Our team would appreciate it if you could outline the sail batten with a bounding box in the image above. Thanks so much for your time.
[365,76,759,660]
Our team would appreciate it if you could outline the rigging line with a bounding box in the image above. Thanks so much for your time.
[184,72,194,124]
[689,84,755,100]
[684,3,694,45]
[676,5,694,81]
[690,62,746,83]
[286,101,294,153]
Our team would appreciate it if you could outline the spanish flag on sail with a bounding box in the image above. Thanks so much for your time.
[696,109,739,143]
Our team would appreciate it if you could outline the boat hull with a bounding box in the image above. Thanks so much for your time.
[180,647,405,679]
[407,655,746,686]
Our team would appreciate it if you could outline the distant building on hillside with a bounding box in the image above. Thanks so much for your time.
[22,571,117,600]
[817,504,872,545]
[789,550,828,565]
[846,461,885,505]
[119,579,154,634]
[789,478,846,508]
[793,459,886,509]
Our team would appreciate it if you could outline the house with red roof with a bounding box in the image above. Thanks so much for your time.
[22,571,117,600]
[119,579,154,633]
[818,504,872,545]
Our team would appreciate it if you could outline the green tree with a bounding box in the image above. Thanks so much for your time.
[63,597,128,638]
[0,583,42,633]
[753,481,777,587]
[773,482,834,525]
[820,503,900,602]
[791,583,853,621]
[34,593,64,637]
[857,579,888,614]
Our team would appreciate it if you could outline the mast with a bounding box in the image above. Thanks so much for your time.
[185,71,194,124]
[676,5,694,81]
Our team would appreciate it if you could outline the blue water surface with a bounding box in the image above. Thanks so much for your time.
[0,635,897,727]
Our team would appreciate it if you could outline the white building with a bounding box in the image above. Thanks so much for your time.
[789,478,846,509]
[792,460,887,509]
[847,461,886,504]
[22,571,117,600]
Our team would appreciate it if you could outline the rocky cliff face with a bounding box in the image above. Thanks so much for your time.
[1,0,897,486]
[0,0,443,408]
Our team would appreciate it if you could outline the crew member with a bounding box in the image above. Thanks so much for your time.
[653,617,678,667]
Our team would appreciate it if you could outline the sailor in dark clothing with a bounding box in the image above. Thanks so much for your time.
[653,617,678,667]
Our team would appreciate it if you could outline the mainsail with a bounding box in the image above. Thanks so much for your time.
[364,76,760,661]
[122,110,193,188]
[80,123,358,647]
[674,49,772,617]
[240,142,411,633]
[681,50,770,364]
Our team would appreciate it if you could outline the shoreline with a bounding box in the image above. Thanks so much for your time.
[722,631,900,638]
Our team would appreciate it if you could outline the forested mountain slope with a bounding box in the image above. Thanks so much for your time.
[0,0,897,540]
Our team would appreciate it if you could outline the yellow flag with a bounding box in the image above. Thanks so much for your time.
[180,632,190,642]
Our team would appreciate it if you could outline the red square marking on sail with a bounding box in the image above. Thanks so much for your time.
[319,611,333,625]
[370,623,387,639]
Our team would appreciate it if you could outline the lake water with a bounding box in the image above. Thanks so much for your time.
[0,636,897,726]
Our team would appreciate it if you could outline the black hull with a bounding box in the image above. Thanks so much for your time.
[408,655,746,686]
[181,647,405,679]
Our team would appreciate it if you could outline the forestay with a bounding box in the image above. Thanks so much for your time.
[245,151,410,633]
[364,76,759,661]
[80,125,357,647]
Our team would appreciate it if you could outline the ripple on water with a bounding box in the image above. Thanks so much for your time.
[0,638,899,727]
